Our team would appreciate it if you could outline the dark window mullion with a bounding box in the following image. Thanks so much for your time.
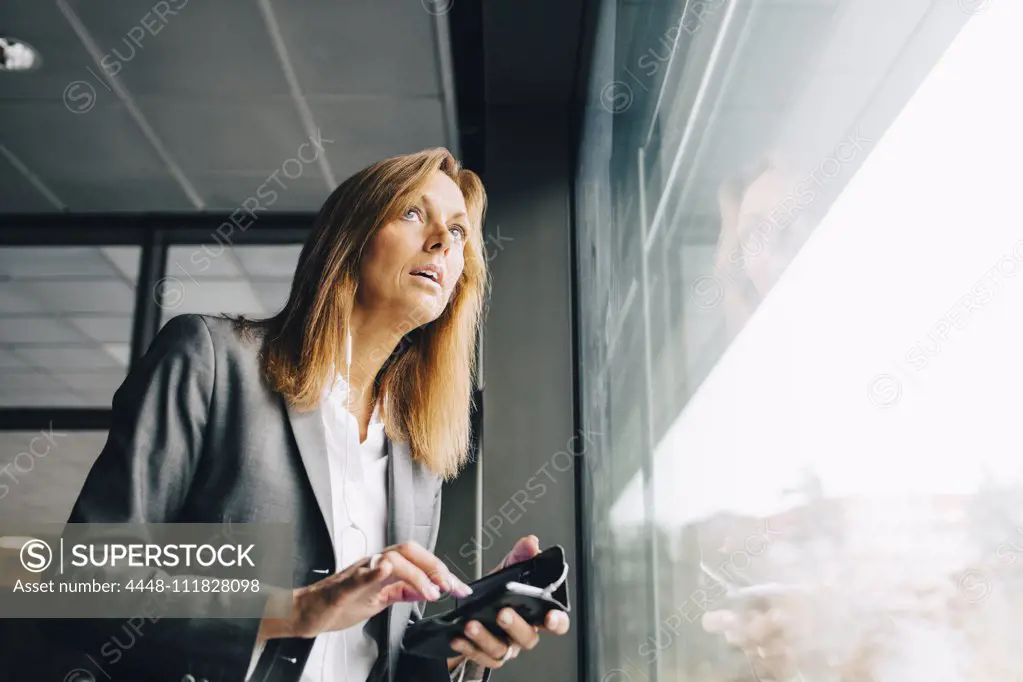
[130,228,168,364]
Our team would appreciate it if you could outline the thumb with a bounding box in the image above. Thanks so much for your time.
[503,535,540,568]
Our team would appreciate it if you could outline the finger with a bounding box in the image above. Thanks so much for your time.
[348,559,432,606]
[377,580,428,605]
[463,620,510,660]
[389,541,472,597]
[540,609,570,635]
[345,557,394,590]
[497,608,540,649]
[450,637,505,670]
[379,550,443,601]
[746,610,784,645]
[722,609,782,650]
[701,609,738,634]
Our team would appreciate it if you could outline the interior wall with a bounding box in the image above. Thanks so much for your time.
[479,106,579,680]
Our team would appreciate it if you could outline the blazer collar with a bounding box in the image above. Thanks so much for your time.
[284,399,419,559]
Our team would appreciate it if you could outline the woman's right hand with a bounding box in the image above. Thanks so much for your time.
[259,540,473,641]
[703,606,794,681]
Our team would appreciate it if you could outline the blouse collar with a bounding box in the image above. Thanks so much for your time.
[325,369,384,427]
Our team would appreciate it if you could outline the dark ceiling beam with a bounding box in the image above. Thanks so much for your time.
[0,213,315,245]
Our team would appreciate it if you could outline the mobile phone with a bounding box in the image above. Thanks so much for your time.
[401,545,570,659]
[700,560,802,611]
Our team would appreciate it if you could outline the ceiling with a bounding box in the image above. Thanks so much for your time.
[0,0,591,413]
[0,0,460,213]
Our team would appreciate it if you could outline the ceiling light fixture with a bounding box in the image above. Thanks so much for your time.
[0,36,41,72]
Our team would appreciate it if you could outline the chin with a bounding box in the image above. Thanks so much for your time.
[403,294,445,322]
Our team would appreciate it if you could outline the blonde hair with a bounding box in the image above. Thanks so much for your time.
[233,148,488,479]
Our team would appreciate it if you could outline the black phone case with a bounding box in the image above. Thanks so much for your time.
[400,545,571,659]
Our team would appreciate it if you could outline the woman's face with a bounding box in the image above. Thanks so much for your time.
[357,170,469,325]
[720,166,808,297]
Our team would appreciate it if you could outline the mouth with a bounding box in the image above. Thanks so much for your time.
[410,273,441,289]
[410,266,444,289]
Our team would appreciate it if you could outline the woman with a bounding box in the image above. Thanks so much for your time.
[711,157,817,343]
[41,148,569,682]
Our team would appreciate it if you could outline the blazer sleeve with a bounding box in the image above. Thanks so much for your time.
[40,314,271,682]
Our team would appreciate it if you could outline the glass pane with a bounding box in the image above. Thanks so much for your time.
[159,244,302,326]
[578,1,1022,681]
[0,430,108,526]
[0,247,139,407]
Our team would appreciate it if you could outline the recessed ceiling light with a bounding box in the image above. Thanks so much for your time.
[0,36,41,72]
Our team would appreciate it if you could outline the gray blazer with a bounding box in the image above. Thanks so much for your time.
[38,313,463,682]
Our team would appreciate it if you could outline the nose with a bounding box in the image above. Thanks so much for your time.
[425,219,454,252]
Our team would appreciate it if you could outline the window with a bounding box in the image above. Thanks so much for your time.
[158,244,302,325]
[0,246,139,407]
[0,225,308,560]
[0,430,108,524]
[577,1,1021,680]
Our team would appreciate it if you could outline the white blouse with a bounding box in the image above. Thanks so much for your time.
[246,374,388,682]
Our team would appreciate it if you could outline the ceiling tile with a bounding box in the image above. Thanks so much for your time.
[55,177,198,212]
[0,369,70,391]
[66,0,292,97]
[0,101,194,211]
[250,280,292,316]
[66,315,133,344]
[311,97,449,179]
[158,280,263,319]
[101,343,130,367]
[17,280,135,314]
[0,0,459,213]
[0,349,27,369]
[0,283,41,314]
[12,346,122,370]
[193,173,330,212]
[271,0,442,97]
[58,370,126,394]
[0,156,58,212]
[0,246,126,278]
[101,246,141,282]
[137,97,313,175]
[234,245,303,278]
[167,244,244,279]
[0,316,89,344]
[0,101,179,180]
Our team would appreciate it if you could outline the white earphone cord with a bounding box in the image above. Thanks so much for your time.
[322,326,369,682]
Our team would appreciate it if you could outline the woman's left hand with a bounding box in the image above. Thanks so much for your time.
[447,535,571,671]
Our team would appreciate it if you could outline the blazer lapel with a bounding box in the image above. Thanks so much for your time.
[285,400,335,553]
[387,436,416,546]
[385,436,417,681]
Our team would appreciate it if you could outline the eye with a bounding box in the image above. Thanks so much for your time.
[449,224,467,241]
[403,206,423,222]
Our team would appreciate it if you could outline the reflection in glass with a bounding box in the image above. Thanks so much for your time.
[0,247,139,407]
[159,244,303,326]
[0,431,108,525]
[578,1,1023,681]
